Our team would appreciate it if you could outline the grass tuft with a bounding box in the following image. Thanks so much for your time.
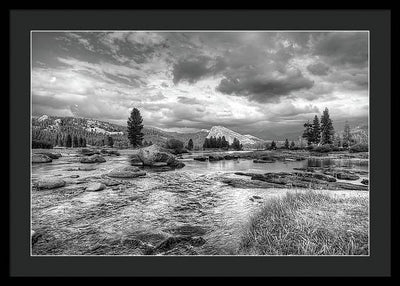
[238,191,369,255]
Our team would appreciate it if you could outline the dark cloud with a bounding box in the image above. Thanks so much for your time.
[307,62,330,76]
[172,56,225,84]
[312,32,368,67]
[177,96,202,105]
[216,69,314,103]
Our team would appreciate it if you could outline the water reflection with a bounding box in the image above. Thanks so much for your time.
[307,157,368,170]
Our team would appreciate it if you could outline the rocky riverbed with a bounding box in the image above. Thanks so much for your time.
[31,147,369,255]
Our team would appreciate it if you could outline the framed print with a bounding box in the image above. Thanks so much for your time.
[9,9,391,277]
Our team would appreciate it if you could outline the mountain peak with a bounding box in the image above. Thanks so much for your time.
[207,126,264,145]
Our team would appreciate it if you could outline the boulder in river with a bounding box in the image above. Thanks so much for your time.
[37,152,62,159]
[32,154,52,163]
[80,154,106,163]
[36,178,66,190]
[361,179,369,185]
[208,155,224,161]
[336,172,360,180]
[253,159,274,163]
[85,182,106,192]
[107,166,146,178]
[137,145,185,169]
[193,156,208,161]
[223,154,239,160]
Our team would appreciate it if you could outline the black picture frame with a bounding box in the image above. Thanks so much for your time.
[10,9,391,277]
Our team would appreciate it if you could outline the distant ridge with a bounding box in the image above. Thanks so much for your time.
[207,126,265,146]
[32,115,267,148]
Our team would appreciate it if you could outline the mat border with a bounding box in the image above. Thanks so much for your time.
[10,9,391,277]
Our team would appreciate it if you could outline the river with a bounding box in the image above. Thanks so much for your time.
[31,149,368,255]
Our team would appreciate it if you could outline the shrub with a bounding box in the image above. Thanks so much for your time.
[349,143,369,153]
[165,139,185,153]
[312,145,333,153]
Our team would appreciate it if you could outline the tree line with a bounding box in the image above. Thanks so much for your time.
[301,107,360,148]
[302,107,335,146]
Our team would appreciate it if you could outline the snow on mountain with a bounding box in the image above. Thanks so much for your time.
[207,126,264,145]
[37,115,49,122]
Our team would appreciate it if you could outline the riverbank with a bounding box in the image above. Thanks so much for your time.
[238,191,369,255]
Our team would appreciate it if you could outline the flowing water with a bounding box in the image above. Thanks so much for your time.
[31,149,369,255]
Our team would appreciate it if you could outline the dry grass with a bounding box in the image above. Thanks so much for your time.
[238,191,369,255]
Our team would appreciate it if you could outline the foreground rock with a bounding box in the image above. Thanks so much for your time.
[80,154,106,163]
[85,182,106,192]
[36,178,66,190]
[222,177,286,189]
[130,154,143,166]
[32,154,52,163]
[361,179,369,185]
[107,166,146,178]
[137,145,185,169]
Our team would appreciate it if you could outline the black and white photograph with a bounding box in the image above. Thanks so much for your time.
[30,30,370,256]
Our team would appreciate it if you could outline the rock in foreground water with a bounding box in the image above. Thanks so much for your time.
[85,182,106,192]
[107,166,146,178]
[37,178,66,190]
[32,154,52,163]
[80,148,100,156]
[80,154,106,163]
[137,145,185,169]
[100,149,120,156]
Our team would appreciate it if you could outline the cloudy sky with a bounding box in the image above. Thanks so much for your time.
[32,31,368,139]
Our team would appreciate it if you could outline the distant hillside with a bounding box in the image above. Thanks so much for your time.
[32,115,272,149]
[142,126,208,149]
[207,126,265,147]
[32,115,208,148]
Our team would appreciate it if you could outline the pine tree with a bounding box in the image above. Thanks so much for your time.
[290,141,295,149]
[284,138,289,149]
[79,137,83,147]
[271,140,276,150]
[187,138,194,150]
[107,135,114,147]
[302,120,314,145]
[127,108,144,148]
[231,138,242,150]
[66,134,72,148]
[320,107,334,145]
[343,121,352,148]
[82,138,87,147]
[312,115,321,144]
[221,136,228,149]
[203,138,209,149]
[73,135,79,148]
